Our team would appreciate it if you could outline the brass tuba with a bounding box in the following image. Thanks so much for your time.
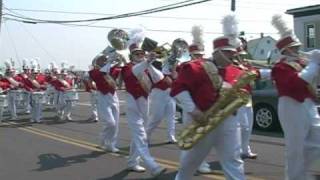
[177,71,257,150]
[107,29,129,50]
[162,38,189,72]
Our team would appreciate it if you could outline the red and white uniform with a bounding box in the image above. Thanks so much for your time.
[171,59,245,180]
[0,79,10,122]
[272,56,320,180]
[121,61,164,173]
[25,74,46,123]
[4,74,22,120]
[51,76,73,120]
[89,67,120,150]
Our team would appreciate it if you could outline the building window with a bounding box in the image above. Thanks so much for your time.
[266,40,271,44]
[306,24,316,48]
[260,49,264,55]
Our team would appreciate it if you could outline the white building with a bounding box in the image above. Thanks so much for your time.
[286,5,320,51]
[246,35,280,62]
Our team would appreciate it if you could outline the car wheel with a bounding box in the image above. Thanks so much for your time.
[254,104,279,131]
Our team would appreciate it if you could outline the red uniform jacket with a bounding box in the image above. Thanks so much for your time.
[219,64,251,92]
[272,58,314,102]
[89,69,115,95]
[51,78,73,92]
[170,59,220,111]
[121,63,148,99]
[0,79,11,91]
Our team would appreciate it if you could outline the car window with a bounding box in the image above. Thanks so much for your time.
[254,79,275,90]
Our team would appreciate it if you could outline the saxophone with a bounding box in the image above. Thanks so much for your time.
[177,71,257,150]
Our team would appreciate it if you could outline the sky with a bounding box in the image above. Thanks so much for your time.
[0,0,319,70]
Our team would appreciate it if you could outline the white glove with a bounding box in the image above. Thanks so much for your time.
[298,50,320,84]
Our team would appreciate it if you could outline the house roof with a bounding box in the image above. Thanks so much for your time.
[286,4,320,17]
[247,36,276,48]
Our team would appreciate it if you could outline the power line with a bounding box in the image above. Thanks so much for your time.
[3,0,213,24]
[4,17,278,35]
[16,22,58,63]
[4,8,273,22]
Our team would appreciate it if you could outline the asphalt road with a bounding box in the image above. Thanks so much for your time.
[0,90,319,180]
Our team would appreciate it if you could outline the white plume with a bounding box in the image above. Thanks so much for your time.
[4,59,12,69]
[22,58,28,66]
[222,14,239,38]
[49,62,58,70]
[30,59,37,69]
[61,62,69,70]
[191,25,204,47]
[127,26,146,48]
[271,14,292,38]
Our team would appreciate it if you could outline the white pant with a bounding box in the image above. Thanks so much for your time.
[97,91,119,148]
[53,89,59,110]
[147,88,176,141]
[8,91,17,119]
[31,99,43,122]
[0,107,4,122]
[126,94,160,172]
[175,114,245,180]
[278,97,320,180]
[23,92,31,113]
[238,105,254,155]
[90,91,98,120]
[57,91,73,119]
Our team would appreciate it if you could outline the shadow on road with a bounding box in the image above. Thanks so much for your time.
[34,151,105,171]
[97,169,177,180]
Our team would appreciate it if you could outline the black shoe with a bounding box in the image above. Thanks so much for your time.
[241,153,258,159]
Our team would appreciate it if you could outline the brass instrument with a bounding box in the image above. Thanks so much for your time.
[104,28,130,66]
[107,29,129,50]
[177,71,257,150]
[162,38,189,72]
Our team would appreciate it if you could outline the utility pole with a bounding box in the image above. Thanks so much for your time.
[231,0,236,11]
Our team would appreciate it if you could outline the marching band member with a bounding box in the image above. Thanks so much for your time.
[233,41,259,160]
[24,61,46,123]
[83,68,99,122]
[18,58,32,114]
[0,70,11,122]
[121,43,166,177]
[271,14,320,180]
[3,60,22,120]
[145,38,179,145]
[186,25,214,174]
[50,62,60,110]
[51,68,73,121]
[89,54,120,153]
[172,34,246,180]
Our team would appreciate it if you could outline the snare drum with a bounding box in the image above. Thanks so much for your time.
[64,89,79,101]
[0,94,8,107]
[31,92,46,104]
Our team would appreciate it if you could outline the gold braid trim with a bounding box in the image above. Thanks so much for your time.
[201,61,223,90]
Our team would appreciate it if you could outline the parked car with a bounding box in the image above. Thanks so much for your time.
[252,79,281,131]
